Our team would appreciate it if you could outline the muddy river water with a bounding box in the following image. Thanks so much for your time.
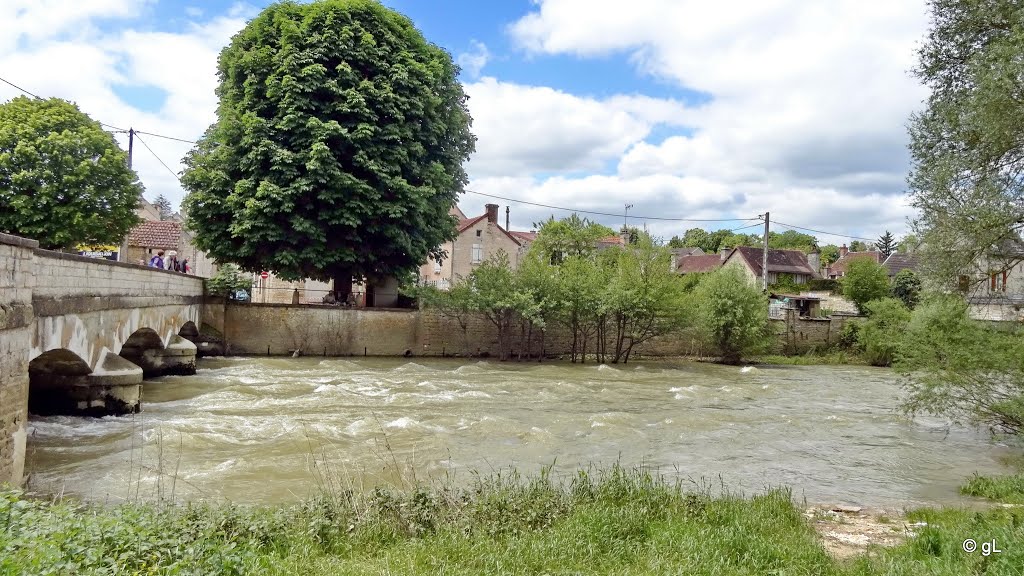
[26,357,1017,506]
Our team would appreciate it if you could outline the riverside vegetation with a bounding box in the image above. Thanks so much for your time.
[3,466,1024,575]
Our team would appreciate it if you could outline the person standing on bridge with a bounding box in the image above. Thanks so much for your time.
[165,251,180,272]
[149,250,165,269]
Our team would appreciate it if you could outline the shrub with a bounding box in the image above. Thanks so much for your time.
[891,269,923,309]
[694,266,770,364]
[841,258,890,313]
[838,320,861,350]
[859,298,911,366]
[207,264,252,299]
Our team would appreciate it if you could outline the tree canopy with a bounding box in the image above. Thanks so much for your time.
[181,0,475,291]
[0,96,141,250]
[875,231,896,259]
[909,0,1024,287]
[841,258,890,314]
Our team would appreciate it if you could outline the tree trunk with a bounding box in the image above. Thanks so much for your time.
[332,272,352,303]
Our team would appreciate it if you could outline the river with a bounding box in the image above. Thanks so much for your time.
[25,357,1017,507]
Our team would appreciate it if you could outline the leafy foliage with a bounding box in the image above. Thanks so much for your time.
[693,266,770,364]
[819,244,841,266]
[207,264,252,299]
[841,258,890,313]
[153,194,174,221]
[858,298,911,367]
[875,231,896,259]
[530,214,615,263]
[890,269,923,309]
[0,96,142,249]
[181,0,475,286]
[849,240,869,252]
[898,296,1024,435]
[908,0,1024,289]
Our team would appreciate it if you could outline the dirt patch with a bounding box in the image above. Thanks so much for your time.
[804,506,920,559]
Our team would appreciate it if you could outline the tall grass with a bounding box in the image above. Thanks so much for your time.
[3,464,1024,575]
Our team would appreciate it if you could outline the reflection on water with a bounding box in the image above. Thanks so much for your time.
[26,357,1017,506]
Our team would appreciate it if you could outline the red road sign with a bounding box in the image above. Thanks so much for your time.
[260,271,269,279]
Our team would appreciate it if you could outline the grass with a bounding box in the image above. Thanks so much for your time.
[755,350,868,366]
[2,465,1024,575]
[962,471,1024,504]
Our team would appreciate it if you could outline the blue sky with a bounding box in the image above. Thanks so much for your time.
[0,0,931,243]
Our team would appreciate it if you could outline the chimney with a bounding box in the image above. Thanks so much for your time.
[505,206,510,231]
[720,248,730,261]
[806,251,821,275]
[485,203,499,223]
[839,244,849,258]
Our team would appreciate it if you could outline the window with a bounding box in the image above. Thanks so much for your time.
[472,243,482,263]
[476,229,482,237]
[991,271,1009,293]
[433,260,442,274]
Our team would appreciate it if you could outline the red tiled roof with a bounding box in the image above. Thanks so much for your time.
[882,252,920,277]
[730,246,819,278]
[510,231,537,243]
[598,235,625,246]
[828,251,884,276]
[457,215,485,232]
[676,254,724,274]
[127,220,181,248]
[456,214,522,246]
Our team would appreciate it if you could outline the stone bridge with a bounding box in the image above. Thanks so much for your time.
[1,232,206,485]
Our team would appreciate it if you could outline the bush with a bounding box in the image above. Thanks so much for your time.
[838,320,862,350]
[841,258,890,313]
[804,278,840,293]
[694,266,770,364]
[898,296,1024,435]
[859,298,911,366]
[891,269,923,309]
[207,264,252,299]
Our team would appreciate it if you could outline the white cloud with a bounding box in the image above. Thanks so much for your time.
[492,0,930,239]
[0,3,250,210]
[464,78,695,178]
[456,40,490,78]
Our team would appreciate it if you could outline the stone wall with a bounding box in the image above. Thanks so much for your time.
[770,311,853,354]
[217,303,420,356]
[0,233,36,486]
[218,303,855,360]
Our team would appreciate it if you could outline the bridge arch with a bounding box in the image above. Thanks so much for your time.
[28,348,142,416]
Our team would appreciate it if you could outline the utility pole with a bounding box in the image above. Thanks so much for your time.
[127,128,135,169]
[624,204,633,230]
[761,212,770,292]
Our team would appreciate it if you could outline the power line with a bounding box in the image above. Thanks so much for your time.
[464,190,756,222]
[134,130,197,144]
[0,75,196,144]
[772,220,876,243]
[729,220,764,233]
[134,133,180,182]
[0,76,42,99]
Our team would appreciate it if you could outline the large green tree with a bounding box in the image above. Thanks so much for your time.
[908,0,1024,287]
[875,231,896,259]
[0,97,141,250]
[694,266,770,364]
[181,0,475,298]
[841,258,890,314]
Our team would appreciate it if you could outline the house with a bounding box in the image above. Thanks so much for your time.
[881,251,920,278]
[675,253,724,275]
[723,246,820,286]
[965,239,1024,321]
[826,245,884,279]
[418,203,526,288]
[768,293,823,318]
[119,195,216,277]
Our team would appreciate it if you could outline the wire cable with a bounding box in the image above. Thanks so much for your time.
[134,133,181,182]
[772,220,876,242]
[134,130,197,144]
[0,76,42,99]
[463,190,757,222]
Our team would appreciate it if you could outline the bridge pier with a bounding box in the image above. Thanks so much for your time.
[1,232,207,485]
[119,330,197,378]
[28,350,142,416]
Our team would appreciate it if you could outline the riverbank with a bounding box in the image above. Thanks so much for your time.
[3,466,1022,575]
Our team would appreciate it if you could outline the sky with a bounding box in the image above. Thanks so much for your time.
[0,0,931,245]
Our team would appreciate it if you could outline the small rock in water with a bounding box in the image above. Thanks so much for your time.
[291,349,302,358]
[740,366,756,373]
[831,505,863,514]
